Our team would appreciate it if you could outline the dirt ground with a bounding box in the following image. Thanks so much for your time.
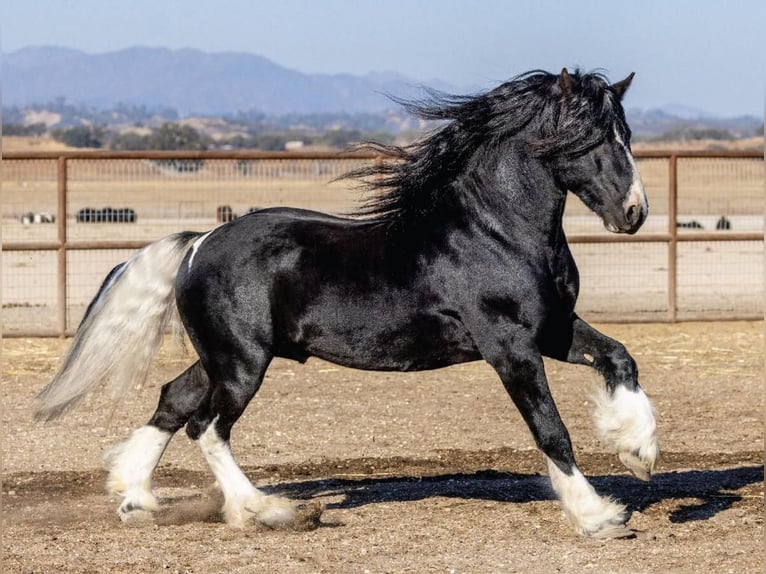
[2,321,763,573]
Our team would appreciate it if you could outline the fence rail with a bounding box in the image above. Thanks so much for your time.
[2,149,763,336]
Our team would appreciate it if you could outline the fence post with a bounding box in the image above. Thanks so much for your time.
[667,154,678,321]
[57,156,68,336]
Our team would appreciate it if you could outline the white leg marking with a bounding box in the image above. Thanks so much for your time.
[545,456,631,538]
[104,425,172,519]
[593,385,659,480]
[197,420,296,529]
[187,231,213,270]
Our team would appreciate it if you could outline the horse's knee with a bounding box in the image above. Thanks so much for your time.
[189,371,267,442]
[185,412,213,441]
[149,362,210,433]
[600,342,638,390]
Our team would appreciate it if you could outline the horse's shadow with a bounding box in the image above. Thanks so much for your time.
[266,465,763,524]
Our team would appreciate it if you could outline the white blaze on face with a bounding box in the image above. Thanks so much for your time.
[614,128,648,215]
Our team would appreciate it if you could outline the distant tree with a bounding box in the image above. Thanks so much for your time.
[110,123,209,151]
[51,125,105,148]
[221,134,251,149]
[253,133,290,151]
[318,129,394,148]
[3,122,46,136]
[148,123,207,150]
[651,127,736,142]
[110,131,150,150]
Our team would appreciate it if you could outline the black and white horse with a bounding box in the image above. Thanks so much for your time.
[37,69,657,538]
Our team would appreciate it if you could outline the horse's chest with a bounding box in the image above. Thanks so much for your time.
[549,250,579,310]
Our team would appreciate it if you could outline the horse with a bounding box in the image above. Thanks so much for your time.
[36,68,657,539]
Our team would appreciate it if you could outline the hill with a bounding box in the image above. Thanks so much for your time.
[3,46,458,116]
[3,46,762,145]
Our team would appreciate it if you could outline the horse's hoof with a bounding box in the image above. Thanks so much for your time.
[221,493,297,529]
[118,506,155,525]
[619,450,654,481]
[243,494,298,528]
[291,501,324,531]
[117,497,158,525]
[588,522,636,539]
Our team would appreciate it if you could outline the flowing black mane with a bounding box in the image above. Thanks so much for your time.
[347,69,630,227]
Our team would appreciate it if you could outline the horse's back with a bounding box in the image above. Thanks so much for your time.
[175,207,480,370]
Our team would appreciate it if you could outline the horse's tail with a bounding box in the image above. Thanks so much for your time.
[35,231,202,422]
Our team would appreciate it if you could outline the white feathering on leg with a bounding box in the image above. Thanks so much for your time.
[592,385,659,480]
[545,456,631,538]
[197,420,296,529]
[104,425,172,518]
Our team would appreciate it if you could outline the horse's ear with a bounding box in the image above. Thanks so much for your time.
[611,72,635,100]
[559,68,575,96]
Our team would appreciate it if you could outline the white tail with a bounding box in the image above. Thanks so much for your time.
[35,232,201,421]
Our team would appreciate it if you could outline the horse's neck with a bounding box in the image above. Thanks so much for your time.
[467,150,567,244]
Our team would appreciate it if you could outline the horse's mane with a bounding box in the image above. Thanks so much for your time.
[345,69,629,227]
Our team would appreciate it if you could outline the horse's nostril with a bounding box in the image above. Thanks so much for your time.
[626,204,638,225]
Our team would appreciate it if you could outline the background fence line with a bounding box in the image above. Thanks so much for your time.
[2,149,763,336]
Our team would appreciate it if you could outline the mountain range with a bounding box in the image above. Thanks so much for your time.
[3,46,763,138]
[3,46,461,116]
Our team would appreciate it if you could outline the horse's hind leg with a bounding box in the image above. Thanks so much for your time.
[105,361,210,521]
[185,344,297,529]
[560,315,659,480]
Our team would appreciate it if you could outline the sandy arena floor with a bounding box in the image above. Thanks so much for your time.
[2,321,763,573]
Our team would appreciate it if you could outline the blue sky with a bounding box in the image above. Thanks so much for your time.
[2,0,765,117]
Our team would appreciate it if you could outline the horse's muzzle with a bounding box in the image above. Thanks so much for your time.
[605,182,648,234]
[624,200,647,234]
[604,203,647,234]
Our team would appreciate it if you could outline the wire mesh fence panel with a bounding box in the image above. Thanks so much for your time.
[2,159,60,243]
[65,157,373,243]
[676,157,763,232]
[571,241,669,321]
[2,250,59,334]
[1,151,763,334]
[676,240,763,318]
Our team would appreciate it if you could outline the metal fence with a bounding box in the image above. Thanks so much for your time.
[2,149,763,336]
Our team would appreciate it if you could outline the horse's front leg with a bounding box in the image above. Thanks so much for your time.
[481,330,633,538]
[560,314,659,481]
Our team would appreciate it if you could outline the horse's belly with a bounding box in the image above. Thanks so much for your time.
[279,312,481,372]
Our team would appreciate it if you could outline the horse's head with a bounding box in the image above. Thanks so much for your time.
[549,69,648,235]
